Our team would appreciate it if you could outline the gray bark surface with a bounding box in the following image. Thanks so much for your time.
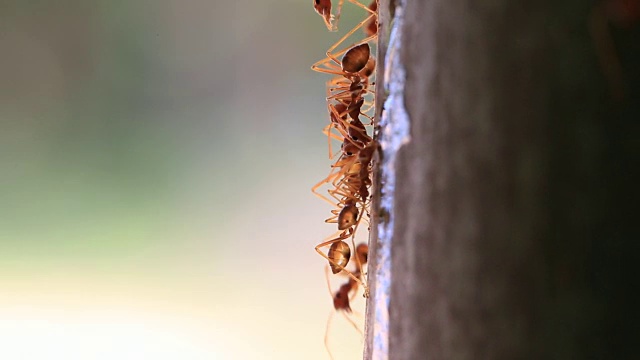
[366,0,640,359]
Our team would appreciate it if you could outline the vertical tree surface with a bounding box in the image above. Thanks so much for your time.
[367,0,640,359]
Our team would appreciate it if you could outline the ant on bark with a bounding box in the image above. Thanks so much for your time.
[324,243,369,360]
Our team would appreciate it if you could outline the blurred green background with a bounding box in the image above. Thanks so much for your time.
[0,1,369,359]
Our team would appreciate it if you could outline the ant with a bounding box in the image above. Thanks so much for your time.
[311,2,378,91]
[365,0,378,36]
[311,29,377,82]
[313,0,378,33]
[324,243,369,360]
[315,202,362,284]
[314,44,376,159]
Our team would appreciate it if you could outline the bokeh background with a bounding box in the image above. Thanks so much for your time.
[0,1,370,359]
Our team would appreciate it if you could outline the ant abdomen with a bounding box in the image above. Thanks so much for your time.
[337,203,359,230]
[328,240,351,274]
[341,44,370,73]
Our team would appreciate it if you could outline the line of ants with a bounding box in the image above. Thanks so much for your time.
[311,0,378,358]
[311,0,377,295]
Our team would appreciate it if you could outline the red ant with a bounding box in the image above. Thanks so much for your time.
[314,44,376,161]
[324,243,369,360]
[313,0,378,32]
[365,0,378,36]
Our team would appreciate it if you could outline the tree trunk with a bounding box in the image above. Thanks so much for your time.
[366,0,640,359]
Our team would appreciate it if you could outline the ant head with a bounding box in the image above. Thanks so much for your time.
[364,1,378,36]
[342,44,370,73]
[348,126,367,144]
[328,240,351,274]
[338,204,358,230]
[313,0,334,31]
[333,283,353,312]
[356,243,369,265]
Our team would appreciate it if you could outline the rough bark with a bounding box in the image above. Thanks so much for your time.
[367,0,640,359]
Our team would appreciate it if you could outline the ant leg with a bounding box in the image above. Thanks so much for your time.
[324,265,337,360]
[340,311,364,335]
[359,101,376,117]
[316,62,343,75]
[311,64,350,78]
[313,170,350,206]
[323,122,346,142]
[324,213,340,225]
[326,74,350,87]
[347,0,377,16]
[346,204,370,291]
[357,112,375,126]
[312,182,340,207]
[324,105,357,158]
[325,264,336,295]
[324,310,337,360]
[322,122,345,159]
[331,181,361,201]
[328,187,361,205]
[313,157,354,200]
[327,106,357,139]
[312,168,350,205]
[332,0,346,31]
[327,87,360,103]
[313,153,360,204]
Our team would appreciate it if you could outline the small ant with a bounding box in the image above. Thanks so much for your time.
[313,0,378,32]
[315,202,362,281]
[324,243,369,360]
[365,1,378,36]
[315,44,376,159]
